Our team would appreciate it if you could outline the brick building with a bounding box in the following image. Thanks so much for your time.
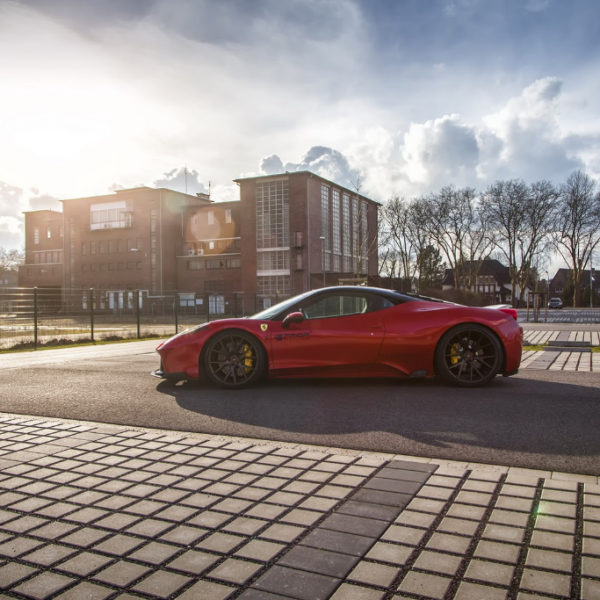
[19,172,379,314]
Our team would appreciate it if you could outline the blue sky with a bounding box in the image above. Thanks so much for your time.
[1,0,599,252]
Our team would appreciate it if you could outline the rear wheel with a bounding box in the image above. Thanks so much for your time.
[435,324,502,387]
[203,330,266,388]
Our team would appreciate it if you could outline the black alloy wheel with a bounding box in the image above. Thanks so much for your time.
[435,324,503,387]
[203,330,266,388]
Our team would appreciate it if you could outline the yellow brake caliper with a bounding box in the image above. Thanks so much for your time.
[242,344,253,373]
[449,342,461,365]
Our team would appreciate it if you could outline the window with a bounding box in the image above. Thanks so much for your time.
[33,228,40,245]
[47,227,52,239]
[302,293,393,320]
[225,209,232,224]
[90,201,132,230]
[81,242,87,256]
[208,211,215,225]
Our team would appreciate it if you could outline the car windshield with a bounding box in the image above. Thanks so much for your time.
[250,290,315,320]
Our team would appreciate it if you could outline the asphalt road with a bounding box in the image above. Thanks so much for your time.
[1,344,599,475]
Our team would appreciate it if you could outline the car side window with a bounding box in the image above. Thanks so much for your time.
[301,293,393,320]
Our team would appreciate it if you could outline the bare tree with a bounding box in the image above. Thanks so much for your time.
[481,180,557,305]
[552,170,600,307]
[0,247,24,270]
[420,186,490,290]
[380,197,417,285]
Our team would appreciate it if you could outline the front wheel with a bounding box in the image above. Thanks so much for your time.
[203,330,266,388]
[435,324,503,387]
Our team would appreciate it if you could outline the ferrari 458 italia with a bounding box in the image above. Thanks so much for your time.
[152,286,522,389]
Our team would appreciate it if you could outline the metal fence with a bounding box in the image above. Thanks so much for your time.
[0,287,280,350]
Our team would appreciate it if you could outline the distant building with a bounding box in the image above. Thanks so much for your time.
[0,268,18,287]
[18,172,379,314]
[442,259,531,304]
[550,267,599,305]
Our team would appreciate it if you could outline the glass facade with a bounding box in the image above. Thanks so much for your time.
[256,179,290,296]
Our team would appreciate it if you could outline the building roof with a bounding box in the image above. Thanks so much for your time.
[443,259,510,287]
[60,186,206,203]
[233,171,379,205]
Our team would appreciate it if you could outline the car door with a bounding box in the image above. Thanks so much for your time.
[268,290,387,374]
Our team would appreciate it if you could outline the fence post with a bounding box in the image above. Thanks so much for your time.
[174,294,179,334]
[33,286,38,349]
[90,288,95,343]
[136,289,141,339]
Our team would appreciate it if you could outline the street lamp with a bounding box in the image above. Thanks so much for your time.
[319,236,326,288]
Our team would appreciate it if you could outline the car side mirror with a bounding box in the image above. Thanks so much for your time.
[282,311,305,329]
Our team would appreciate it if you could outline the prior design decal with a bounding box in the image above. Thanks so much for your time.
[274,332,311,341]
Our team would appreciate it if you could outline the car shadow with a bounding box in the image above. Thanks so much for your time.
[155,373,600,474]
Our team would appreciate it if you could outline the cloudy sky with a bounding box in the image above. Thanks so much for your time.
[1,0,600,250]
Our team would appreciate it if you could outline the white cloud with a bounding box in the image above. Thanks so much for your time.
[153,168,208,196]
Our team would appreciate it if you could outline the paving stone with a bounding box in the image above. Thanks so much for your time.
[321,513,389,538]
[161,524,207,545]
[260,522,305,543]
[13,571,75,599]
[196,531,246,553]
[519,567,571,597]
[92,560,151,587]
[129,541,181,564]
[394,509,437,528]
[526,547,573,572]
[347,560,399,587]
[0,536,43,557]
[582,555,600,577]
[0,562,38,587]
[583,536,600,556]
[222,516,266,536]
[22,544,77,566]
[581,577,600,599]
[53,581,114,600]
[454,581,508,600]
[301,528,375,557]
[483,523,526,544]
[330,582,384,599]
[56,551,113,576]
[253,564,340,600]
[338,500,399,522]
[280,508,322,526]
[413,549,462,575]
[167,549,219,574]
[209,557,262,584]
[397,570,451,599]
[534,514,576,534]
[94,533,142,556]
[365,541,413,565]
[365,478,422,495]
[530,530,575,552]
[177,581,234,600]
[235,539,285,562]
[381,524,426,546]
[279,545,359,578]
[353,489,412,508]
[438,516,480,536]
[474,540,521,563]
[125,517,171,538]
[465,558,515,585]
[132,570,191,598]
[1,515,48,533]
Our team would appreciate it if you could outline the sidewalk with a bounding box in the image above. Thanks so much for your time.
[0,414,598,600]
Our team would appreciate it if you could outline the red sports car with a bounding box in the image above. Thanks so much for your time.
[152,286,522,389]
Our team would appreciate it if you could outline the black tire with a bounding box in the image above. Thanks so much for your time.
[202,330,266,388]
[435,324,503,387]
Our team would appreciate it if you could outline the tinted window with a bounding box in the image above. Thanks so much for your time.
[301,293,393,320]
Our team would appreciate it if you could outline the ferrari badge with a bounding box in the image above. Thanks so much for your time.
[260,323,268,332]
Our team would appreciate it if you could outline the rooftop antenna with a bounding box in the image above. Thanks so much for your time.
[184,166,188,194]
[208,180,211,200]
